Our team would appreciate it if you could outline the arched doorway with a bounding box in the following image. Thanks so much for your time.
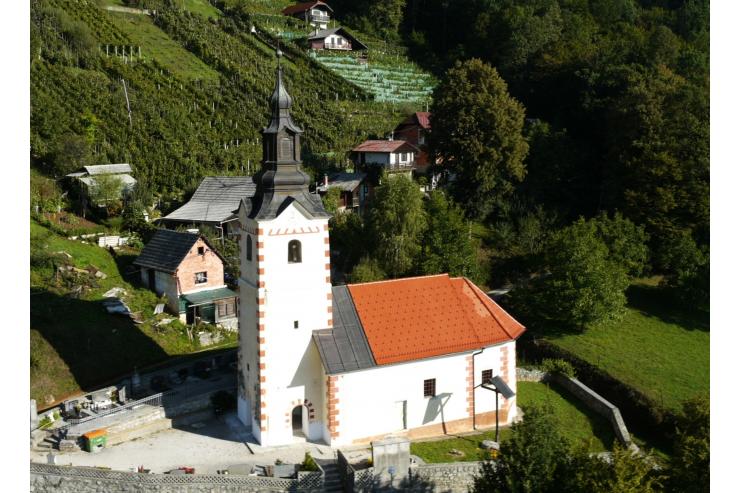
[291,405,305,437]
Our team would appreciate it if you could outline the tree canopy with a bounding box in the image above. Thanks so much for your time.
[430,59,528,219]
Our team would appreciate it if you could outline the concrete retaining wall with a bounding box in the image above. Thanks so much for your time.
[515,367,632,446]
[550,373,632,446]
[30,463,323,493]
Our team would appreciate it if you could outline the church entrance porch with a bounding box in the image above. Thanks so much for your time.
[291,405,306,438]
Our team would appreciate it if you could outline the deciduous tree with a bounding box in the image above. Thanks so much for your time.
[430,59,528,219]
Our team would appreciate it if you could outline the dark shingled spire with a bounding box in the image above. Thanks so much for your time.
[247,48,329,220]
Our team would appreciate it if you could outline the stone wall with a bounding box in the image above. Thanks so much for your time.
[409,462,481,493]
[30,463,323,493]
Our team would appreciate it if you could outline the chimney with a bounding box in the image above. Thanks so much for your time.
[324,174,329,187]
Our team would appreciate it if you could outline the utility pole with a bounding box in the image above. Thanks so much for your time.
[121,79,132,127]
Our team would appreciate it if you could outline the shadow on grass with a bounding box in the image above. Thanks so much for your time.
[626,284,709,332]
[31,290,169,395]
[111,249,142,285]
[537,382,616,451]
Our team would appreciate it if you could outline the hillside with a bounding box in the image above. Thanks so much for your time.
[30,216,237,406]
[30,0,408,199]
[232,0,436,103]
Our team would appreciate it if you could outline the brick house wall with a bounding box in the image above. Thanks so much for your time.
[176,237,226,295]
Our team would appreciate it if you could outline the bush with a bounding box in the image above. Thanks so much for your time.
[350,257,386,283]
[300,452,319,472]
[541,358,576,378]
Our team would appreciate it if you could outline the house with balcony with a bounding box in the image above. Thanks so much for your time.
[395,112,432,172]
[134,229,238,329]
[282,1,333,30]
[307,27,368,52]
[351,139,419,178]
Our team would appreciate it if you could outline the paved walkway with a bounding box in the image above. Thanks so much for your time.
[31,412,335,475]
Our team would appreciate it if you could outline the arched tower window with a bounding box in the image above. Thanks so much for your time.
[288,240,302,263]
[246,234,253,261]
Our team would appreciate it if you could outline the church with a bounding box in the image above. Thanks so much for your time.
[236,51,526,447]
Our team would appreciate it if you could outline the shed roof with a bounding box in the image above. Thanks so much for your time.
[352,140,418,154]
[316,172,366,193]
[282,1,333,15]
[83,164,133,176]
[346,274,525,366]
[79,174,137,188]
[182,287,238,306]
[163,176,257,224]
[134,229,222,274]
[397,112,431,130]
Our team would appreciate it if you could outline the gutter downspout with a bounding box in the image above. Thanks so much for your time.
[471,347,484,430]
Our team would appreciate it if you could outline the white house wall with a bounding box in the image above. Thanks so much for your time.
[325,341,517,446]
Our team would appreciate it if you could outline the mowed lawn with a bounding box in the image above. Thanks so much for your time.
[410,381,615,463]
[545,279,709,411]
[106,11,220,81]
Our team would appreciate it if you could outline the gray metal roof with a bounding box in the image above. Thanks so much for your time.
[163,176,257,224]
[317,172,366,193]
[83,163,133,175]
[134,229,202,273]
[312,285,376,374]
[79,174,137,188]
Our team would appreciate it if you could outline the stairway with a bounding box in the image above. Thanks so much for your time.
[317,459,344,493]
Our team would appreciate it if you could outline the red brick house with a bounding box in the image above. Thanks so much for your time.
[394,112,431,172]
[134,229,238,328]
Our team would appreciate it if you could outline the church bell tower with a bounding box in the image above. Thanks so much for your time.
[236,50,333,446]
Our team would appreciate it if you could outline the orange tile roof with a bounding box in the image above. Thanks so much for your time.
[83,429,107,439]
[347,274,525,365]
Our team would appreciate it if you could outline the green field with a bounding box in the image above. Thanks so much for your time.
[106,11,220,81]
[30,219,236,407]
[410,381,616,463]
[545,279,709,411]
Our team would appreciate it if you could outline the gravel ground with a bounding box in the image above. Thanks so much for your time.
[30,411,335,475]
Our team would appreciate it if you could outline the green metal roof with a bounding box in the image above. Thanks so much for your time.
[181,287,237,307]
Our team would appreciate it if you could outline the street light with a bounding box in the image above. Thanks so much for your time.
[481,376,515,443]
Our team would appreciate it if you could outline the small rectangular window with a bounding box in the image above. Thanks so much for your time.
[195,272,208,284]
[294,320,299,329]
[197,246,205,255]
[423,378,436,397]
[482,369,493,384]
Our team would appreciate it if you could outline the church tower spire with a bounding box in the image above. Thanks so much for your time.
[250,48,328,220]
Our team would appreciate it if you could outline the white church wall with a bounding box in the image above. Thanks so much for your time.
[327,341,517,446]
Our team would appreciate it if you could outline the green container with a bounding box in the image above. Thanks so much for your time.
[83,430,107,453]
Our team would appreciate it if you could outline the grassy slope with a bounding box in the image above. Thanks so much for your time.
[107,11,220,81]
[544,278,709,411]
[30,219,236,405]
[410,381,615,463]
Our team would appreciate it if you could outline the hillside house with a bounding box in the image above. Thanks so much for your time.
[307,27,368,51]
[282,1,333,30]
[159,176,256,238]
[316,172,367,213]
[395,112,431,171]
[236,51,526,447]
[65,163,137,209]
[134,229,238,329]
[351,139,419,178]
